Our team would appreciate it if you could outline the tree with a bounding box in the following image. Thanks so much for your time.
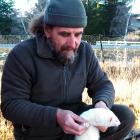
[25,0,47,23]
[0,0,19,34]
[83,0,109,35]
[32,0,47,15]
[106,0,134,37]
[24,0,134,37]
[0,0,25,35]
[23,0,47,34]
[82,0,134,37]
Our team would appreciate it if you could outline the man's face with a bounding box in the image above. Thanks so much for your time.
[45,27,84,64]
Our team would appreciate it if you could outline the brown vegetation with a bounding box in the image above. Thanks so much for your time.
[0,61,140,140]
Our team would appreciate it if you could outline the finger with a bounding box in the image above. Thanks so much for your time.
[72,113,87,124]
[94,101,108,109]
[64,131,69,134]
[82,122,90,128]
[100,127,107,132]
[65,115,87,133]
[96,126,108,132]
[74,119,90,131]
[72,115,88,129]
[70,118,86,131]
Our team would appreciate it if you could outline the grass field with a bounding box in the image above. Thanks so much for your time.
[0,49,140,140]
[83,61,140,129]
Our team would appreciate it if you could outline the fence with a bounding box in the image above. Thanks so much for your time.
[0,35,140,65]
[0,35,127,44]
[0,35,29,44]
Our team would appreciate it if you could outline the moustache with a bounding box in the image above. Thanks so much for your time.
[60,45,77,52]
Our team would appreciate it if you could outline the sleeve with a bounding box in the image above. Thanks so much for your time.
[1,49,58,128]
[86,46,115,109]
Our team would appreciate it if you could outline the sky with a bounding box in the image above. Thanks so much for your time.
[14,0,140,15]
[14,0,37,15]
[131,0,140,14]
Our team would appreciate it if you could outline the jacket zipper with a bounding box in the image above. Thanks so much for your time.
[63,66,67,102]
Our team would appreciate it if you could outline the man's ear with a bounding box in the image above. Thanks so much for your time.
[44,27,52,38]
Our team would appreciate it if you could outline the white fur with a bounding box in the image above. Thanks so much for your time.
[75,108,121,140]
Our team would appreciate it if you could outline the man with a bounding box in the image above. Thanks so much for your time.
[1,0,135,140]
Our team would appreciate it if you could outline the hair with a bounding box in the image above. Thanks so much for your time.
[28,13,54,36]
[28,13,45,36]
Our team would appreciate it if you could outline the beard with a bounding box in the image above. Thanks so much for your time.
[57,45,78,65]
[48,38,78,65]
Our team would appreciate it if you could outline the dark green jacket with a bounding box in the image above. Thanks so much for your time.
[1,34,115,140]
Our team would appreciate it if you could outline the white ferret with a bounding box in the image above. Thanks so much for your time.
[75,108,121,140]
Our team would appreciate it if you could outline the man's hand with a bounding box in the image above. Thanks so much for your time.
[94,101,109,132]
[56,109,88,136]
[94,101,108,109]
[96,126,108,132]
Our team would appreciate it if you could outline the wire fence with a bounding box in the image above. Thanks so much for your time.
[0,35,126,44]
[0,35,29,44]
[0,35,140,67]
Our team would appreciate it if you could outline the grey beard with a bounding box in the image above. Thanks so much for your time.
[47,38,77,65]
[54,51,77,65]
[56,51,77,65]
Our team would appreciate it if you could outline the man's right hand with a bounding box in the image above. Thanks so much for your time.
[56,108,88,136]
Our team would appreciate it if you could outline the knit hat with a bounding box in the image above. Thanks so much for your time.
[44,0,87,27]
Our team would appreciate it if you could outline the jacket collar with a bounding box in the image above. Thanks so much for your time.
[35,33,82,60]
[36,34,55,59]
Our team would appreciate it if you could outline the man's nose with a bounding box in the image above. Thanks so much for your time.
[67,35,76,49]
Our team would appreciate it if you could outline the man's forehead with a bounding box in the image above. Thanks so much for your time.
[54,27,84,33]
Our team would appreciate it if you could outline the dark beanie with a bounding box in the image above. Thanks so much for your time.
[44,0,87,27]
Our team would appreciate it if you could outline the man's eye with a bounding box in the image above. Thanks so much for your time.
[58,32,70,37]
[75,32,83,37]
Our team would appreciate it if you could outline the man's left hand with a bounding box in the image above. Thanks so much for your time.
[94,101,109,132]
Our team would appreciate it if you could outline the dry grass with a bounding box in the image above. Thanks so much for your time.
[83,61,140,129]
[0,72,14,140]
[0,114,13,140]
[0,61,140,140]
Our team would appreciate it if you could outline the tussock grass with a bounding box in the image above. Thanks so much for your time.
[0,113,13,140]
[83,61,140,129]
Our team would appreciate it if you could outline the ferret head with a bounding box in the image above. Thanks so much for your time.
[107,114,121,127]
[81,108,121,127]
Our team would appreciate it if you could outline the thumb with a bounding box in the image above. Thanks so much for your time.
[72,113,87,124]
[96,126,108,132]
